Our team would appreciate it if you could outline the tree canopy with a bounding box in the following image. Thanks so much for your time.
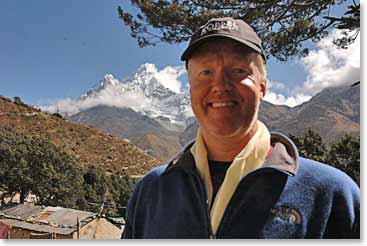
[118,0,360,62]
[326,134,360,185]
[288,129,327,163]
[0,128,85,208]
[0,128,137,216]
[288,129,359,185]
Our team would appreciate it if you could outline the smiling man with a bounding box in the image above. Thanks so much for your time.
[122,17,359,239]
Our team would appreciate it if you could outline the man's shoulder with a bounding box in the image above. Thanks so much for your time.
[139,164,168,183]
[297,157,359,193]
[268,132,358,193]
[298,157,353,180]
[130,164,169,200]
[135,147,195,192]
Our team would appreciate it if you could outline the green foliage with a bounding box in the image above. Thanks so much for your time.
[52,112,64,119]
[0,128,137,216]
[110,174,136,207]
[82,167,137,216]
[288,129,360,185]
[325,3,360,48]
[0,128,86,208]
[13,96,25,105]
[326,135,360,185]
[83,168,109,203]
[117,0,359,62]
[288,129,327,162]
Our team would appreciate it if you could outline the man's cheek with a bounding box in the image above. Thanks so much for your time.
[240,78,255,87]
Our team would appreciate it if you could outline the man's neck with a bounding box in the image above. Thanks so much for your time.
[201,123,259,162]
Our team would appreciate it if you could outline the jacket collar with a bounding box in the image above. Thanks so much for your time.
[163,132,299,176]
[263,132,299,176]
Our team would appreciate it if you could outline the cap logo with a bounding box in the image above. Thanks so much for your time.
[200,20,239,36]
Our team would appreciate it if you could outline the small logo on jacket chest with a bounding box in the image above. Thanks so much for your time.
[270,206,301,225]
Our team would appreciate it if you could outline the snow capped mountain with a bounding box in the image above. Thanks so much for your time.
[42,63,193,126]
[80,74,120,99]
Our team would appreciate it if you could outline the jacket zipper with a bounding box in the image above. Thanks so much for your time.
[194,172,215,239]
[190,167,289,239]
[213,167,290,237]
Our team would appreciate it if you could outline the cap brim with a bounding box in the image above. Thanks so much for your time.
[180,34,265,62]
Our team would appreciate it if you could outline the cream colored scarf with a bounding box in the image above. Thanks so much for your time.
[190,121,270,235]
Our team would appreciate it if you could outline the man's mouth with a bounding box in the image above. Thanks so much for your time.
[209,101,237,108]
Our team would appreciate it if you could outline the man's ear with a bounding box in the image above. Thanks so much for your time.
[260,80,267,99]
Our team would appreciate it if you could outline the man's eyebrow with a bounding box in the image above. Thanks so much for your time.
[228,58,253,66]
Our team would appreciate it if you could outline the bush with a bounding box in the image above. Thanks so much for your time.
[326,135,360,185]
[82,167,137,216]
[13,96,25,106]
[52,112,64,119]
[0,128,86,208]
[289,130,360,186]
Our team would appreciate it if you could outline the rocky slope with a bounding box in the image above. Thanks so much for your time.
[274,83,360,143]
[69,105,182,161]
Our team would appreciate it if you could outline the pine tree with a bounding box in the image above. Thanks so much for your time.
[326,134,360,185]
[0,128,86,208]
[118,0,359,62]
[288,129,327,162]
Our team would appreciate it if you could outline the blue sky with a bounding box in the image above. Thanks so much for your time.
[0,0,360,108]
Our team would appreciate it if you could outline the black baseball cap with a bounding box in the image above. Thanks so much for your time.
[180,17,266,62]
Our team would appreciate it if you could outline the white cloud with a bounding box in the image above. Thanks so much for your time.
[265,29,360,107]
[264,80,311,107]
[264,91,311,108]
[300,29,360,93]
[41,87,148,115]
[267,80,286,90]
[156,66,186,93]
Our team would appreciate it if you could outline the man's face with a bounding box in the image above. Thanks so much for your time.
[187,39,266,138]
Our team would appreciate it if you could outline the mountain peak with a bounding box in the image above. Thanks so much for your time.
[136,63,158,75]
[43,64,192,124]
[80,73,120,99]
[100,73,119,87]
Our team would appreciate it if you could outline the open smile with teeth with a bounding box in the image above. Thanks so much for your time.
[210,101,237,108]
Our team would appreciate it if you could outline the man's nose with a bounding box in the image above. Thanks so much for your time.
[212,70,232,93]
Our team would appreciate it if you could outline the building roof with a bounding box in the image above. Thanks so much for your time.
[0,203,96,235]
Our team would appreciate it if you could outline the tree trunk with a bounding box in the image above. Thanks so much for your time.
[0,195,5,205]
[20,191,25,204]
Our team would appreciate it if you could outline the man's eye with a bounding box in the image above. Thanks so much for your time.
[231,68,247,74]
[230,68,251,79]
[199,70,212,77]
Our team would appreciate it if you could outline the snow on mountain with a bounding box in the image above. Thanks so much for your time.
[80,74,120,99]
[42,63,193,125]
[123,63,184,95]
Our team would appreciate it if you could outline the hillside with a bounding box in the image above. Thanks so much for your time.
[273,84,360,143]
[69,105,181,162]
[0,96,160,176]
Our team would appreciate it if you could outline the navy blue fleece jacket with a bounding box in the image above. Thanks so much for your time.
[122,133,360,239]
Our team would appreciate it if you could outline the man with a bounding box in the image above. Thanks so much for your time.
[122,17,359,239]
